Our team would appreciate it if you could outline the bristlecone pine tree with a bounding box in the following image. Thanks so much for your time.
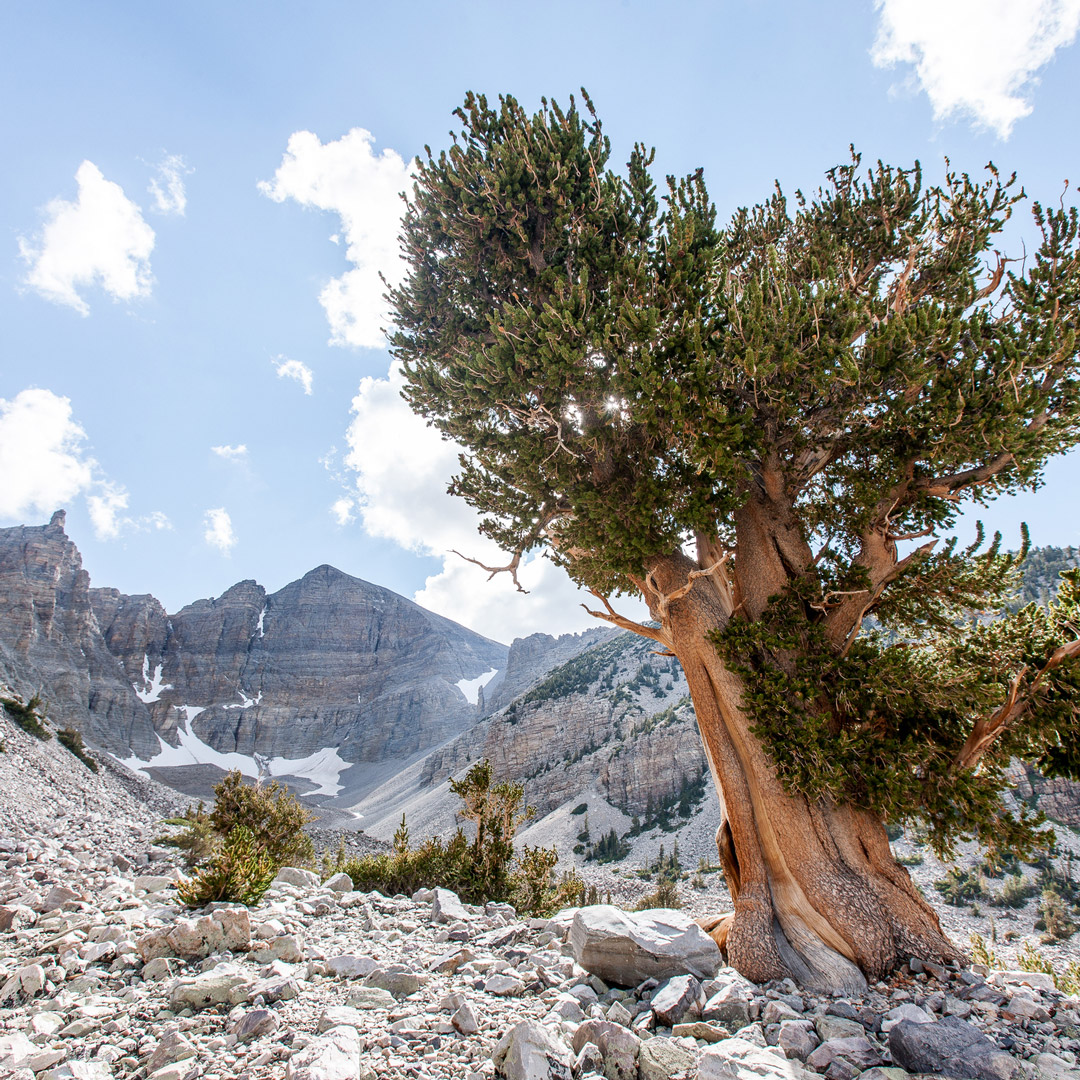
[389,91,1080,992]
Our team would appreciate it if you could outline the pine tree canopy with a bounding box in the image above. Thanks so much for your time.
[390,91,1080,858]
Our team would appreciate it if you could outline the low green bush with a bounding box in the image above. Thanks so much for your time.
[57,728,98,772]
[209,771,315,868]
[337,760,570,916]
[176,826,277,907]
[1,693,50,740]
[634,878,681,910]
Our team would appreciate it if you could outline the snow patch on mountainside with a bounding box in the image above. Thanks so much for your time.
[113,705,349,796]
[133,654,172,703]
[456,668,498,706]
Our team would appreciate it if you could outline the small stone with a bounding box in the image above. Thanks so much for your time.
[703,980,754,1029]
[431,888,471,924]
[777,1020,819,1060]
[232,1009,280,1043]
[485,973,525,996]
[323,872,353,891]
[345,986,395,1010]
[326,953,378,979]
[491,1021,573,1080]
[570,1020,641,1080]
[274,866,320,889]
[696,1037,804,1080]
[814,1015,865,1042]
[606,1000,633,1027]
[672,1021,728,1043]
[285,1025,362,1080]
[267,934,304,963]
[317,1006,366,1032]
[452,1002,479,1036]
[132,874,174,894]
[638,1037,697,1080]
[651,973,703,1026]
[146,1031,196,1074]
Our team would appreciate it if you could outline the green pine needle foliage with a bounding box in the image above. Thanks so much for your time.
[1,694,51,741]
[57,728,98,772]
[176,825,278,908]
[390,89,1080,863]
[209,771,315,869]
[338,760,571,916]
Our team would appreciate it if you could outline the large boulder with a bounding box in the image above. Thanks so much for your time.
[491,1021,574,1080]
[569,905,722,986]
[137,908,250,962]
[888,1016,1026,1080]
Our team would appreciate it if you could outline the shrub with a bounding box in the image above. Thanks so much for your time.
[176,826,277,907]
[933,867,985,906]
[156,803,218,868]
[339,760,565,916]
[895,851,924,866]
[991,873,1039,909]
[57,728,98,772]
[969,932,998,969]
[570,803,588,816]
[1036,886,1077,942]
[1,693,51,740]
[209,771,315,868]
[634,878,681,910]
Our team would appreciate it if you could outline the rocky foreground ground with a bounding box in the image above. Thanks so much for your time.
[2,713,1080,1080]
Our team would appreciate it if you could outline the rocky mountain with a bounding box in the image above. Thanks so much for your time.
[348,630,711,843]
[0,514,506,804]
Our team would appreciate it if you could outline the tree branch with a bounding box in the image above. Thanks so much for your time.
[581,590,671,646]
[955,637,1080,770]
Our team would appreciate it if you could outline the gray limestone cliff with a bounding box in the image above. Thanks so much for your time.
[0,515,507,802]
[0,512,159,757]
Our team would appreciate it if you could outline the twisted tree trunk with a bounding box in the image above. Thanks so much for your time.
[641,552,960,993]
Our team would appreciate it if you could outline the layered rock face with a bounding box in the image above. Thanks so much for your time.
[0,512,159,758]
[0,516,507,802]
[354,631,709,835]
[92,564,507,770]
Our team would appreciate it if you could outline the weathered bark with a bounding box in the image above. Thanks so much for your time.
[641,551,961,993]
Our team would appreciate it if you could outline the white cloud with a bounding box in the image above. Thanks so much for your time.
[0,389,94,518]
[86,485,130,540]
[273,355,313,395]
[204,507,236,555]
[0,388,168,537]
[872,0,1080,138]
[19,161,155,314]
[148,153,191,216]
[342,363,648,642]
[330,496,356,526]
[259,128,413,349]
[211,443,248,460]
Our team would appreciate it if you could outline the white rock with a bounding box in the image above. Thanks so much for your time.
[324,872,353,891]
[0,1032,36,1071]
[168,963,255,1010]
[569,905,722,986]
[0,963,45,1002]
[275,866,321,889]
[696,1037,808,1079]
[326,953,378,979]
[431,887,471,924]
[286,1024,363,1080]
[491,1021,574,1080]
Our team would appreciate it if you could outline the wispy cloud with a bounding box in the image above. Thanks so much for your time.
[273,355,313,395]
[872,0,1080,138]
[259,128,413,349]
[203,507,236,555]
[19,161,155,314]
[148,153,192,216]
[211,443,248,461]
[330,496,356,526]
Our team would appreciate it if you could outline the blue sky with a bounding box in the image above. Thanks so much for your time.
[2,1,1078,642]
